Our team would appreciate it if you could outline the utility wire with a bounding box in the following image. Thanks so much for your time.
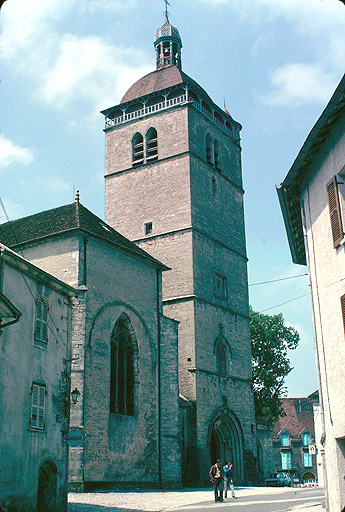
[249,273,308,287]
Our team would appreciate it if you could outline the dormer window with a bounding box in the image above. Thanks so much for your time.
[281,433,290,446]
[302,432,311,446]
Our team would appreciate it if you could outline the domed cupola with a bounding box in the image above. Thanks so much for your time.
[154,15,183,70]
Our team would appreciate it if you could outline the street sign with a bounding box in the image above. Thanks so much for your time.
[309,444,316,455]
[65,429,83,447]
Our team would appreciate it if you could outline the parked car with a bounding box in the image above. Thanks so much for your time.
[264,472,292,487]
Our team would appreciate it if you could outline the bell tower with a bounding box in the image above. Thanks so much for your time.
[102,12,257,484]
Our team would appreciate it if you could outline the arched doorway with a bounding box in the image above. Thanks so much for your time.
[209,410,244,482]
[37,460,57,512]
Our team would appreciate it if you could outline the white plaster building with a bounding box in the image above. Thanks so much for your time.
[0,243,76,512]
[277,74,345,512]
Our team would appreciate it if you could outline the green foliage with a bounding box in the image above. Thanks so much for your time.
[250,307,300,425]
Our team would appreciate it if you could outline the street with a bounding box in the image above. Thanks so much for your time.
[68,486,324,512]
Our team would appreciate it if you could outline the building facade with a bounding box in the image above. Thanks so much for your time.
[277,74,345,511]
[0,243,76,512]
[0,200,180,491]
[102,15,257,484]
[271,398,317,484]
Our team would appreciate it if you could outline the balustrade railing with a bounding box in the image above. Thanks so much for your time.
[104,93,237,140]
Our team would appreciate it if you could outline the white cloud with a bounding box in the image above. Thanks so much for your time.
[0,0,151,113]
[0,135,34,169]
[40,35,151,109]
[264,63,338,107]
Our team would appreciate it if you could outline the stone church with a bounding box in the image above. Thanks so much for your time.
[0,14,257,488]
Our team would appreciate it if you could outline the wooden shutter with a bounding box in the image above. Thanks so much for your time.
[340,294,345,335]
[31,383,46,430]
[327,177,343,248]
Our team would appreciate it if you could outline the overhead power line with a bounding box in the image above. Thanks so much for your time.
[249,273,308,287]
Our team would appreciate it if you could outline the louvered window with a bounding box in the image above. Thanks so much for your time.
[206,134,212,164]
[214,139,220,169]
[132,132,144,166]
[30,383,46,430]
[327,176,343,248]
[146,128,158,162]
[340,294,345,335]
[34,298,48,344]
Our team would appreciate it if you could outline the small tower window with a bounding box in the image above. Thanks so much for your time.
[206,134,212,164]
[214,139,220,169]
[132,132,144,166]
[146,128,158,162]
[145,222,153,235]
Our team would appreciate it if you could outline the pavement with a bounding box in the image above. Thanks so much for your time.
[68,486,324,512]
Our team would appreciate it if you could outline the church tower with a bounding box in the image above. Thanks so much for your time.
[102,12,257,484]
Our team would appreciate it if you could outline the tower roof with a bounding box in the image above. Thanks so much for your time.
[154,16,182,44]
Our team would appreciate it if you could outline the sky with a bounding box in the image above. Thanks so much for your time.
[1,0,344,397]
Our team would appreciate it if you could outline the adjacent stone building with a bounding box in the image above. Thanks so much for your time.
[102,15,257,484]
[0,243,76,511]
[277,74,345,511]
[0,200,180,491]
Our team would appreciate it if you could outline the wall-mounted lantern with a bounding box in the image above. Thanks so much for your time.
[71,388,80,405]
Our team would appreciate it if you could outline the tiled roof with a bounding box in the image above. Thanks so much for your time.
[120,65,213,105]
[272,398,315,438]
[0,202,166,269]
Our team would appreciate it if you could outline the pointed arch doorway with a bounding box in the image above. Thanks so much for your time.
[209,410,244,483]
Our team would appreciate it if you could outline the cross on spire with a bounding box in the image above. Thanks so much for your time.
[164,0,171,20]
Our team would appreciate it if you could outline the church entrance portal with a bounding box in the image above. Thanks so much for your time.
[37,460,57,512]
[209,411,244,482]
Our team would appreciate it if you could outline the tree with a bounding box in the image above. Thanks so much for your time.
[250,307,300,425]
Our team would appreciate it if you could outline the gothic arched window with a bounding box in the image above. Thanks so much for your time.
[216,342,227,375]
[214,139,220,169]
[146,127,158,162]
[110,316,134,415]
[206,134,212,164]
[132,132,144,166]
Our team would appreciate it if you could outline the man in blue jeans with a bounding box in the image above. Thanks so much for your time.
[223,461,237,499]
[209,459,224,503]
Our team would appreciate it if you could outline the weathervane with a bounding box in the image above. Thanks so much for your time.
[164,0,171,20]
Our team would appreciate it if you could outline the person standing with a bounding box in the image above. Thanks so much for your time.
[223,461,236,499]
[209,459,224,503]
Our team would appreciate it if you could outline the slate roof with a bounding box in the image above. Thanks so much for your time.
[0,202,167,269]
[272,398,315,438]
[120,65,214,106]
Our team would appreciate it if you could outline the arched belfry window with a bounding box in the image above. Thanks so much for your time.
[110,316,135,415]
[146,127,158,162]
[214,139,220,169]
[206,134,212,164]
[216,342,227,375]
[132,132,144,167]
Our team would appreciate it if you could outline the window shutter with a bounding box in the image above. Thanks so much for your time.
[34,300,42,340]
[340,294,345,335]
[327,177,343,248]
[31,384,45,430]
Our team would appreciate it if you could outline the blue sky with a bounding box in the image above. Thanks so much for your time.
[1,0,344,397]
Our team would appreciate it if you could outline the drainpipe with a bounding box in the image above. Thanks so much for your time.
[156,268,162,489]
[0,247,4,292]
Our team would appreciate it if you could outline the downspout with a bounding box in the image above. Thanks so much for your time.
[156,268,162,489]
[0,247,4,292]
[301,192,329,511]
